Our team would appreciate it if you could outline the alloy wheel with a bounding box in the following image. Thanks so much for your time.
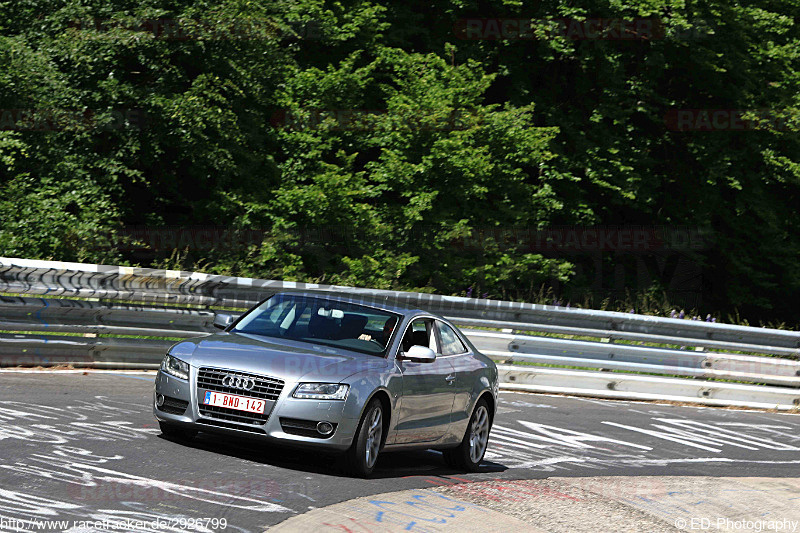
[468,405,489,464]
[365,407,382,468]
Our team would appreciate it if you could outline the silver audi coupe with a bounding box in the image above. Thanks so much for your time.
[153,292,498,476]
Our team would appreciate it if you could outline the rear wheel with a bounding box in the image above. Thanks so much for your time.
[343,398,383,477]
[443,399,491,472]
[159,421,197,441]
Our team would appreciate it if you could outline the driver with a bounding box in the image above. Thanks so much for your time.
[358,316,398,346]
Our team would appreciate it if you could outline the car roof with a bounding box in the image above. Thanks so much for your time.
[272,290,436,317]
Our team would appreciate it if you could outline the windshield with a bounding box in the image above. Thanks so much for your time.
[232,294,401,357]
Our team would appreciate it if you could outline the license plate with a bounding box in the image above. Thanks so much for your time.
[203,391,265,414]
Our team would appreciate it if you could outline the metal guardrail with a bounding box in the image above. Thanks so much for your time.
[0,295,215,331]
[450,317,800,357]
[1,257,799,409]
[496,366,800,410]
[464,331,800,387]
[3,257,799,351]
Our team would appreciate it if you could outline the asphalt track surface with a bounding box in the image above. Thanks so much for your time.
[0,371,799,532]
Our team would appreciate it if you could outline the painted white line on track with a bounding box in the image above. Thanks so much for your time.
[0,369,155,374]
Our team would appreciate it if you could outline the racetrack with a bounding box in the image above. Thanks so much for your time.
[1,371,799,532]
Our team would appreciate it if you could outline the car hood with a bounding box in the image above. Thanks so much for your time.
[169,332,390,382]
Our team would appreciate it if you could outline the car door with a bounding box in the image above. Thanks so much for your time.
[434,319,476,425]
[394,317,456,444]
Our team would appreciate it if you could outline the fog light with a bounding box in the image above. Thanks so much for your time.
[156,394,165,407]
[316,421,334,435]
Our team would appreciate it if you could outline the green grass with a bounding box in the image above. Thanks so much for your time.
[0,329,188,342]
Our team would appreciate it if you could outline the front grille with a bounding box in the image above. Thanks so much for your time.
[197,368,284,400]
[159,396,189,415]
[280,417,337,439]
[197,367,284,426]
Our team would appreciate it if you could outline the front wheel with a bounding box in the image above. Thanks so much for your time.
[343,398,383,477]
[443,399,491,472]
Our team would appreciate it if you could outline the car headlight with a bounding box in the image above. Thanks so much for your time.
[293,383,349,400]
[161,354,189,380]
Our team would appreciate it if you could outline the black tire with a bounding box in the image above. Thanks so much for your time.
[159,421,198,441]
[343,398,384,478]
[443,398,491,472]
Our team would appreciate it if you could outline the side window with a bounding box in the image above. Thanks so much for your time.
[401,318,437,353]
[436,321,467,356]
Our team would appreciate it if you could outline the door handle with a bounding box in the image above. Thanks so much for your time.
[445,374,456,384]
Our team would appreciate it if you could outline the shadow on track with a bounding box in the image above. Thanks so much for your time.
[157,431,507,478]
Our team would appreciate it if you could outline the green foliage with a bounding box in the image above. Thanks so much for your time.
[0,0,799,323]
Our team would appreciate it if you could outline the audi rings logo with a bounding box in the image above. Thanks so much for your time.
[222,375,255,391]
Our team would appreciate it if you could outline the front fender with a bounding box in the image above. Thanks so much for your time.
[341,366,403,443]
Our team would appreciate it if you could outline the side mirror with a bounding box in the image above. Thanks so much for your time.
[213,313,234,330]
[402,345,437,363]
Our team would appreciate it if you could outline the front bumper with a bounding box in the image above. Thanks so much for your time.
[153,367,358,451]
